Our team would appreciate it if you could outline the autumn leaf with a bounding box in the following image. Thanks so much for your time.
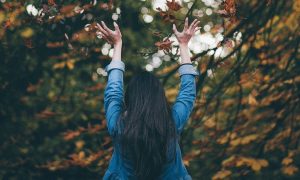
[60,4,76,15]
[204,117,216,128]
[53,59,75,70]
[48,0,56,6]
[222,155,269,173]
[2,2,13,10]
[156,7,176,23]
[66,60,75,70]
[238,157,269,172]
[165,88,178,101]
[26,80,43,93]
[216,9,229,17]
[53,62,65,69]
[20,27,34,38]
[240,134,258,145]
[35,109,56,119]
[78,151,85,160]
[224,0,236,15]
[166,0,182,11]
[4,19,12,29]
[217,0,237,22]
[0,12,5,24]
[282,165,298,176]
[155,39,174,52]
[248,94,258,105]
[75,140,85,150]
[282,157,293,166]
[230,138,241,146]
[212,169,232,180]
[217,133,230,144]
[63,130,81,141]
[222,155,237,167]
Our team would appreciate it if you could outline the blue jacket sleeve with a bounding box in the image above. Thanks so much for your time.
[172,64,199,134]
[104,60,125,136]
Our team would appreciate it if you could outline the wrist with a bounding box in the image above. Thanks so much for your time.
[114,40,122,47]
[179,43,188,48]
[112,41,122,61]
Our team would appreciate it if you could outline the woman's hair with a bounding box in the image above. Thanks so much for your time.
[116,70,177,180]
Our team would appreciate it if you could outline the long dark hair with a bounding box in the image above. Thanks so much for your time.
[116,71,177,180]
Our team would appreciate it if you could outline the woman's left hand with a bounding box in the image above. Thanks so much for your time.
[173,18,200,46]
[96,21,122,46]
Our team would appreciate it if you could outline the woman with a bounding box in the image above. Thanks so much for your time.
[97,17,200,180]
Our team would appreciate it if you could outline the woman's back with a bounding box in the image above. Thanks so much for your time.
[99,18,200,179]
[104,137,191,180]
[103,64,198,179]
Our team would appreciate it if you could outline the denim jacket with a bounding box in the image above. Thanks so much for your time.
[103,60,199,180]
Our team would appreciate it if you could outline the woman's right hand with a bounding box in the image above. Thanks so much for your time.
[96,21,122,46]
[172,18,200,46]
[97,21,122,61]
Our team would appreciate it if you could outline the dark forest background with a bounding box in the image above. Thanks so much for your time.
[0,0,299,179]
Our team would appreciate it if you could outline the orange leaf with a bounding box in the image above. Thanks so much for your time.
[217,0,237,22]
[248,94,258,105]
[282,158,293,166]
[48,0,56,5]
[63,130,81,141]
[35,109,56,119]
[60,4,76,15]
[204,117,216,128]
[282,165,298,176]
[155,39,174,52]
[156,7,176,23]
[212,169,232,180]
[166,0,182,11]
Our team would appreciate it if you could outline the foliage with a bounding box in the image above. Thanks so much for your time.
[0,0,299,179]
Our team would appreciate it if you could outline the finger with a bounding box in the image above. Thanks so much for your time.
[101,21,114,34]
[101,33,108,40]
[96,23,109,36]
[183,17,188,31]
[100,21,112,34]
[99,30,110,40]
[113,22,121,34]
[98,26,109,36]
[172,24,179,34]
[189,19,198,30]
[102,35,113,44]
[191,20,200,31]
[193,26,201,33]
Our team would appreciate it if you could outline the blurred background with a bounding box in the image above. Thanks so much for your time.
[0,0,299,179]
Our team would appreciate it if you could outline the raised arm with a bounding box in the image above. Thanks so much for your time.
[172,18,200,134]
[97,21,124,136]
